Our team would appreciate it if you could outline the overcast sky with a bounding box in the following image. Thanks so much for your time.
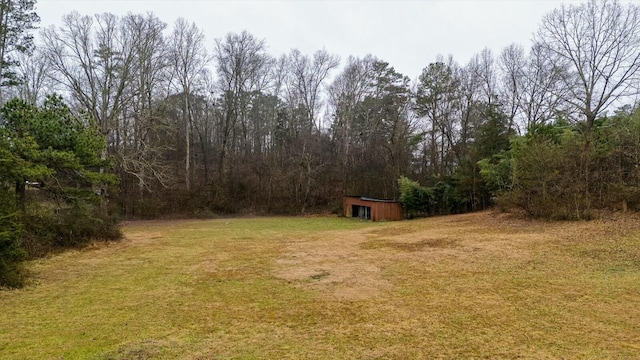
[36,0,585,80]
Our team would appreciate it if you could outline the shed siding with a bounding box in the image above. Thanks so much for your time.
[343,196,403,221]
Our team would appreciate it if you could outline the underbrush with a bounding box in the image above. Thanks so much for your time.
[21,202,121,258]
[1,202,121,289]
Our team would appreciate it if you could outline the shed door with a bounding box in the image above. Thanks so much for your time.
[352,205,371,220]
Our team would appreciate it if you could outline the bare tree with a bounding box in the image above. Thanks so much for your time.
[499,43,570,133]
[287,48,339,132]
[214,31,270,173]
[117,13,174,198]
[498,43,526,132]
[467,48,498,106]
[167,18,209,191]
[328,55,376,195]
[10,46,55,104]
[41,12,135,136]
[535,0,640,130]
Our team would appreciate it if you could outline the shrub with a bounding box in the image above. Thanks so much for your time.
[0,191,26,288]
[398,176,434,218]
[22,204,121,258]
[0,223,26,289]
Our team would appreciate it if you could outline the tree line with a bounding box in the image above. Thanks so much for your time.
[2,0,640,287]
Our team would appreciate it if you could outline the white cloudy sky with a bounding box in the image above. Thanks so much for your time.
[36,0,585,79]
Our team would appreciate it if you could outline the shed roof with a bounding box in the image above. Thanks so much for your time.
[346,196,399,203]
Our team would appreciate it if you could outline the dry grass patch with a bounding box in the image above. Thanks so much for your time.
[2,212,640,359]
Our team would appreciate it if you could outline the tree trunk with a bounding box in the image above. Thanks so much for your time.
[184,92,191,192]
[0,0,10,105]
[15,179,25,214]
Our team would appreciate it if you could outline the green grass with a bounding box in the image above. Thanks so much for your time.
[1,213,640,359]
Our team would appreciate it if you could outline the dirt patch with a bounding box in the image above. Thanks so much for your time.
[101,339,176,360]
[362,237,459,251]
[366,226,418,237]
[273,211,551,301]
[122,232,164,247]
[275,231,393,301]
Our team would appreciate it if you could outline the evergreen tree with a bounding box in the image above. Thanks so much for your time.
[0,95,119,282]
[0,0,39,101]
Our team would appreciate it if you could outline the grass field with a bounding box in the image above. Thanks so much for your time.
[1,211,640,359]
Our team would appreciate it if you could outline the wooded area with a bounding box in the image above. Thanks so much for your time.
[2,0,640,287]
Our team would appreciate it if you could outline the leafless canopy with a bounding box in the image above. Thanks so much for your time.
[535,0,640,129]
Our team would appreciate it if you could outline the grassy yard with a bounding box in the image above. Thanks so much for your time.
[1,211,640,359]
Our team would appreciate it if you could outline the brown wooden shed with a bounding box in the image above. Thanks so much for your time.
[343,196,403,221]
